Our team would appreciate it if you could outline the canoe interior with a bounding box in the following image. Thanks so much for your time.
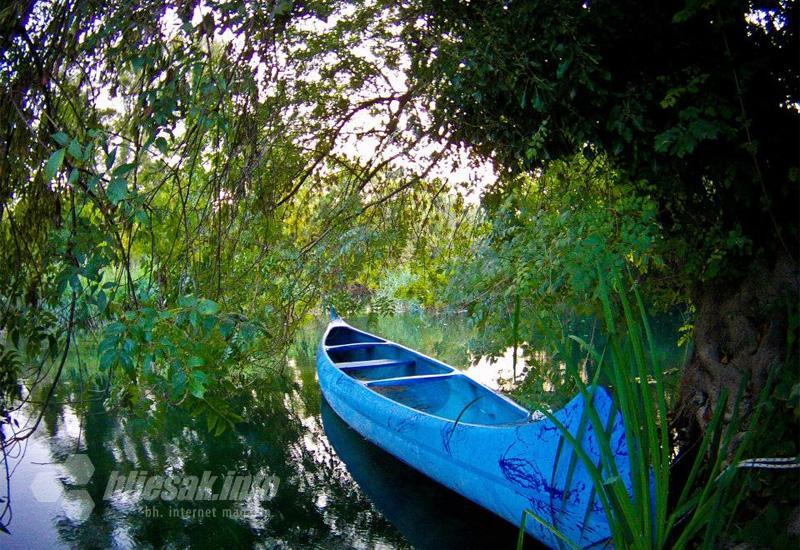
[368,376,529,425]
[324,324,529,426]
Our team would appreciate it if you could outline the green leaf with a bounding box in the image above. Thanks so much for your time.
[96,290,107,312]
[178,294,198,308]
[43,149,66,182]
[202,315,217,332]
[52,132,69,146]
[135,209,149,226]
[155,136,169,155]
[131,56,145,72]
[190,371,207,398]
[172,369,187,396]
[68,168,79,186]
[105,147,117,171]
[602,475,621,486]
[220,318,236,339]
[69,274,82,292]
[67,139,83,161]
[113,162,137,178]
[119,351,134,373]
[188,356,205,368]
[99,349,116,370]
[105,321,126,336]
[107,178,128,204]
[143,354,154,374]
[197,299,220,316]
[98,335,117,355]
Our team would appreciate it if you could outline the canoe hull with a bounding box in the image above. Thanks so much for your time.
[317,320,630,548]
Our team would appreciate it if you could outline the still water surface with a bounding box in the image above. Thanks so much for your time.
[2,313,685,549]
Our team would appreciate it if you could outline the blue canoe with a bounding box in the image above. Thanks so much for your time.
[317,314,633,549]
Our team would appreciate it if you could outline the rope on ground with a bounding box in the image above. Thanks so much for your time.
[715,456,800,481]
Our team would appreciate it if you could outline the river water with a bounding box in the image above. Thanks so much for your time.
[1,312,686,549]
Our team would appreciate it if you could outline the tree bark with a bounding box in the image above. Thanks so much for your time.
[675,255,799,438]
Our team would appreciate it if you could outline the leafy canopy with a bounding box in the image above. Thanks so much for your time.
[400,0,799,287]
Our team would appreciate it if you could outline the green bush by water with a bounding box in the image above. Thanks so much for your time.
[517,271,799,549]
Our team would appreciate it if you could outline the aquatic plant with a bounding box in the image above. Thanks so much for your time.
[517,271,799,549]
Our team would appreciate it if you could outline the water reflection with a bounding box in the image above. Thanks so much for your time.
[466,346,527,391]
[4,370,408,547]
[1,312,686,549]
[0,314,528,548]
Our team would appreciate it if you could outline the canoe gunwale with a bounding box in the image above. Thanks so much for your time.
[324,341,390,351]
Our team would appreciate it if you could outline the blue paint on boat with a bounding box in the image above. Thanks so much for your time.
[317,317,633,549]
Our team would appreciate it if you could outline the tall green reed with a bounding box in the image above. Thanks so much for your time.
[517,270,784,549]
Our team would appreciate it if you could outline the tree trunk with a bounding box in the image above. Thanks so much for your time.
[675,255,798,438]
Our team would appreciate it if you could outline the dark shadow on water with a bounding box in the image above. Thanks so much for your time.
[320,399,545,550]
